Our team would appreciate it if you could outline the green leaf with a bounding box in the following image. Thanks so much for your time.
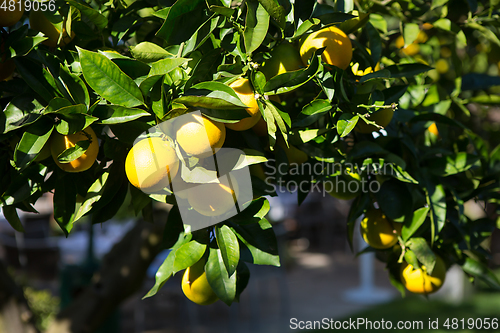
[403,249,420,269]
[77,47,145,108]
[468,95,500,104]
[209,5,235,17]
[14,117,53,170]
[9,35,47,57]
[143,232,192,299]
[91,178,129,224]
[193,81,247,107]
[257,0,286,29]
[73,171,109,222]
[67,0,108,30]
[402,23,420,47]
[466,22,500,47]
[92,105,150,124]
[215,225,240,276]
[337,113,359,137]
[402,207,429,241]
[427,153,480,177]
[185,48,223,89]
[59,65,90,107]
[293,99,332,128]
[57,140,90,163]
[231,197,270,225]
[244,0,270,55]
[55,112,98,135]
[14,57,58,103]
[365,22,382,65]
[385,63,432,78]
[130,42,174,63]
[407,237,437,273]
[1,206,25,232]
[182,15,221,56]
[162,206,187,249]
[427,182,447,238]
[292,18,321,40]
[374,179,412,220]
[462,257,500,290]
[206,246,237,305]
[150,58,190,76]
[230,219,280,266]
[53,177,77,236]
[173,240,207,273]
[156,0,206,42]
[264,49,322,94]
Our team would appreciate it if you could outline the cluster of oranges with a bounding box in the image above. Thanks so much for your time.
[360,207,446,295]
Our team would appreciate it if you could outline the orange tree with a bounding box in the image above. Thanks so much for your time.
[1,0,500,310]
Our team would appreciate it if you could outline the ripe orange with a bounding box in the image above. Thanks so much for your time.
[427,122,439,136]
[227,78,261,131]
[187,175,238,217]
[29,11,75,47]
[175,113,226,158]
[125,136,179,193]
[325,171,362,200]
[50,127,99,173]
[276,135,308,165]
[299,26,352,69]
[182,259,218,305]
[354,108,394,133]
[400,255,447,294]
[0,0,24,27]
[260,42,303,80]
[360,208,399,249]
[395,31,428,56]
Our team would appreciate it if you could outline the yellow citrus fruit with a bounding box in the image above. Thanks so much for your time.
[125,137,179,193]
[29,11,75,47]
[50,127,99,173]
[395,31,427,56]
[427,122,439,136]
[182,259,218,305]
[400,255,447,294]
[226,78,261,131]
[175,113,226,158]
[435,59,449,74]
[187,175,238,217]
[299,26,352,69]
[252,117,268,137]
[0,0,24,27]
[360,208,399,249]
[325,171,362,200]
[354,107,394,133]
[260,42,303,80]
[0,57,15,81]
[276,135,308,165]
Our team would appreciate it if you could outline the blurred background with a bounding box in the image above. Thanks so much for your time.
[0,188,498,333]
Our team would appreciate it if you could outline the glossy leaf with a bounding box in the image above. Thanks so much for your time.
[14,117,53,170]
[130,42,174,63]
[92,105,150,124]
[215,225,240,276]
[206,246,237,305]
[244,0,270,55]
[173,240,207,273]
[77,47,145,108]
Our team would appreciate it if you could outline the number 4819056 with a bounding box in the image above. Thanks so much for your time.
[0,0,56,12]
